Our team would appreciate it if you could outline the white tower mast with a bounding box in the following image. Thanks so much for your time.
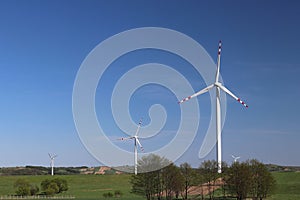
[48,153,57,176]
[118,119,144,175]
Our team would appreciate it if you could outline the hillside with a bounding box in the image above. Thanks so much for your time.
[1,164,299,176]
[0,166,123,176]
[265,164,300,172]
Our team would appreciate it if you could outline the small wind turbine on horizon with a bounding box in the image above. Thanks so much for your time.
[118,119,144,175]
[231,155,241,163]
[48,153,57,176]
[179,41,248,174]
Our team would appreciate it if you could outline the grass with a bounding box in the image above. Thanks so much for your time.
[0,171,299,200]
[192,171,300,200]
[268,171,300,200]
[0,174,144,200]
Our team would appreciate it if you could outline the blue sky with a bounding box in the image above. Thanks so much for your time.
[0,0,299,167]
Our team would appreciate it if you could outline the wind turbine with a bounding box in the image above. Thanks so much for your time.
[231,155,241,163]
[48,153,57,176]
[179,41,248,173]
[118,119,144,175]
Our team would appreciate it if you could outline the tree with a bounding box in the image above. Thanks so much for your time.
[225,160,275,200]
[30,184,39,196]
[180,162,195,200]
[199,160,218,200]
[194,171,205,200]
[14,179,31,196]
[249,159,276,200]
[53,178,68,193]
[41,179,51,191]
[131,170,161,200]
[162,163,184,200]
[14,179,40,196]
[131,154,171,200]
[220,161,229,198]
[226,162,252,200]
[45,182,59,196]
[41,178,68,195]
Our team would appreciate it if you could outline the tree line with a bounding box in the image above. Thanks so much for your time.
[0,166,86,176]
[131,154,276,200]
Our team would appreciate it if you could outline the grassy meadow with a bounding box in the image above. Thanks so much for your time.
[0,171,299,199]
[0,174,143,200]
[268,171,300,200]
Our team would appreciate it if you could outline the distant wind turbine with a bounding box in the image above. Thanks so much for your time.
[118,119,144,175]
[48,153,57,176]
[179,41,248,173]
[231,155,241,163]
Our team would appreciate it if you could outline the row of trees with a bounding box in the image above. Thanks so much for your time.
[131,154,276,200]
[226,160,276,200]
[14,178,68,196]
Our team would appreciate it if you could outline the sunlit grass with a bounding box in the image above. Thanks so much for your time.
[0,171,299,200]
[0,174,144,200]
[268,171,300,200]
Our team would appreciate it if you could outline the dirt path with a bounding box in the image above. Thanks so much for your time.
[158,178,224,197]
[188,178,223,196]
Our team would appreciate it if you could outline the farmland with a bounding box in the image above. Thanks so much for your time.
[0,174,143,200]
[0,171,299,199]
[268,171,300,200]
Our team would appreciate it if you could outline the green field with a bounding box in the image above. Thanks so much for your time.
[268,171,300,200]
[0,171,299,200]
[0,174,143,200]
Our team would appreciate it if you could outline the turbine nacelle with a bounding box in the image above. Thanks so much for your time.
[232,155,241,162]
[48,153,57,160]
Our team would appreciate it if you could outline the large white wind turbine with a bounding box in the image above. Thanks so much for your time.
[231,155,241,163]
[179,41,248,173]
[119,119,144,175]
[48,153,57,176]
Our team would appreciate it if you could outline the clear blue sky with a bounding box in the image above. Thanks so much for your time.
[0,0,299,167]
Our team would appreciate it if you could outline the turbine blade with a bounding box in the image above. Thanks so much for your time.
[135,118,142,136]
[136,138,144,152]
[178,84,214,104]
[117,137,133,141]
[218,85,248,108]
[215,40,222,83]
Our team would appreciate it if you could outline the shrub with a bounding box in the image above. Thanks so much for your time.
[41,178,68,195]
[14,179,31,196]
[114,190,123,198]
[14,179,40,196]
[53,178,68,193]
[45,182,59,195]
[103,192,113,198]
[30,184,39,195]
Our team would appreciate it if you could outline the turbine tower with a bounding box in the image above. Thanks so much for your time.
[48,153,57,176]
[118,119,144,175]
[231,155,241,163]
[179,41,248,173]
